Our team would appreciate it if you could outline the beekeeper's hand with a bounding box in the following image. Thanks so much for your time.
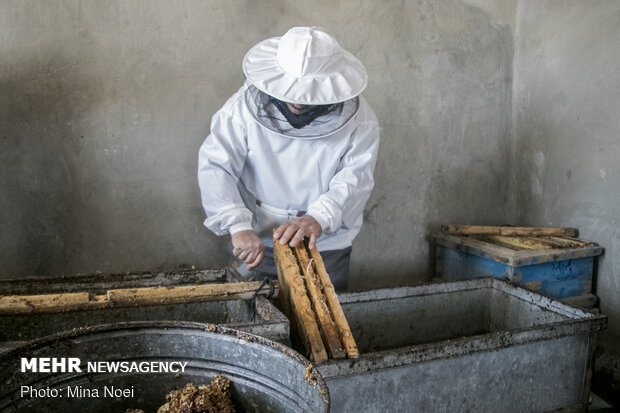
[274,215,323,249]
[231,230,265,270]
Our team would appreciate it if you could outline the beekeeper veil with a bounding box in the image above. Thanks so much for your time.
[242,27,368,138]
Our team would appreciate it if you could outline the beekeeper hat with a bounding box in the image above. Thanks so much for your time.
[242,26,368,105]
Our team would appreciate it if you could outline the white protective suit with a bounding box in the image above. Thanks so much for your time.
[198,84,380,251]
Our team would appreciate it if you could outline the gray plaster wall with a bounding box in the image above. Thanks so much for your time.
[512,0,620,398]
[2,0,620,401]
[0,0,515,287]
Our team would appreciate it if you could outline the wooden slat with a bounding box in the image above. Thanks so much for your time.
[275,257,292,318]
[308,246,359,359]
[555,237,593,247]
[531,236,573,248]
[273,240,328,362]
[106,282,275,306]
[542,236,585,248]
[295,245,346,359]
[522,236,587,249]
[474,235,527,251]
[441,225,578,237]
[482,235,554,250]
[0,292,93,314]
[274,256,310,358]
[0,281,278,315]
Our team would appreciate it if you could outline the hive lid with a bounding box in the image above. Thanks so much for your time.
[432,232,603,267]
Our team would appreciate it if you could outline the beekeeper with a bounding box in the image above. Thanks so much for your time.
[198,27,380,290]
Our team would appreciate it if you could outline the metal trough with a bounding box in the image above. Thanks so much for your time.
[0,268,289,351]
[316,278,606,413]
[0,296,288,348]
[0,321,329,412]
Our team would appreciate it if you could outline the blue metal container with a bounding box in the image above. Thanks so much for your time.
[432,232,603,301]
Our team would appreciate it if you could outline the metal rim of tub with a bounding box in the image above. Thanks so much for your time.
[0,320,330,412]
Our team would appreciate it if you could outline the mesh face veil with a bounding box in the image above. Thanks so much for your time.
[244,84,359,138]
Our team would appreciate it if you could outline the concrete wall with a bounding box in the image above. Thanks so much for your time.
[513,0,620,402]
[2,0,619,401]
[0,0,515,288]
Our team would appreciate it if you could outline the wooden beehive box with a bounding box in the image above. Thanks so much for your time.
[432,225,603,305]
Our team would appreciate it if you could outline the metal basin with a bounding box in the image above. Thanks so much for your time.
[0,268,289,350]
[317,278,606,413]
[0,321,329,412]
[0,296,289,349]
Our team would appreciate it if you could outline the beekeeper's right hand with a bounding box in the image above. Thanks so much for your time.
[231,230,265,270]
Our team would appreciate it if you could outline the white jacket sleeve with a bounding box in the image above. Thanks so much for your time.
[198,105,253,236]
[306,118,380,234]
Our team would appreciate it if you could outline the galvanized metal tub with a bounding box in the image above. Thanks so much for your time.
[316,278,606,413]
[0,268,288,351]
[0,321,329,412]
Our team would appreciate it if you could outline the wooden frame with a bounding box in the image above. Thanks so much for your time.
[274,239,358,362]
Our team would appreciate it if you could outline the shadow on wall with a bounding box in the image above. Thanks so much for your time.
[422,159,512,279]
[0,53,104,276]
[350,158,510,291]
